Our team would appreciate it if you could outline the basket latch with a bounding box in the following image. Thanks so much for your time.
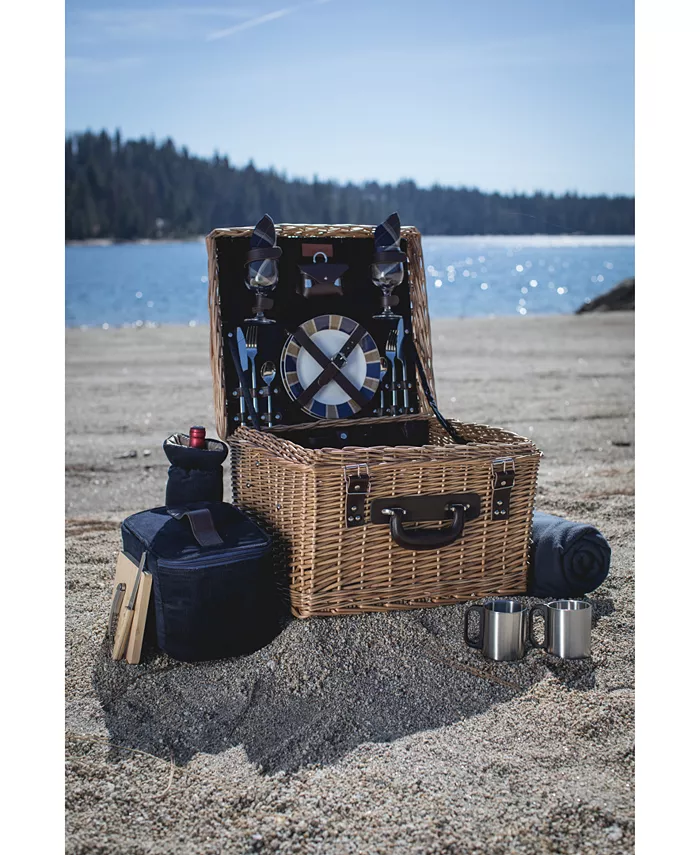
[345,464,371,528]
[491,458,515,520]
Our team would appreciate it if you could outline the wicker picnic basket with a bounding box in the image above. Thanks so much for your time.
[207,223,541,618]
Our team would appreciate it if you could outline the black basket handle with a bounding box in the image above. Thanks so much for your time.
[382,502,466,551]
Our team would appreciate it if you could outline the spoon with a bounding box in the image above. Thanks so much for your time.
[261,361,277,424]
[378,357,389,415]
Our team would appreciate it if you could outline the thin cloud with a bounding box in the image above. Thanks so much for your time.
[66,55,145,74]
[206,0,332,42]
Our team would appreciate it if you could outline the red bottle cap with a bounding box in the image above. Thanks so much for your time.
[189,426,206,448]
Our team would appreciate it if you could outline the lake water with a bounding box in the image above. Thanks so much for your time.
[65,235,634,327]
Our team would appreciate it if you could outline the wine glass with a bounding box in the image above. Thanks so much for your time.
[371,256,404,320]
[244,256,279,324]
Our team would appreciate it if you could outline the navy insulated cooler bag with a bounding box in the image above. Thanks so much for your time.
[121,502,280,662]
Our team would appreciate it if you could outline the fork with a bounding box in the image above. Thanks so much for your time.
[245,325,259,415]
[385,328,399,414]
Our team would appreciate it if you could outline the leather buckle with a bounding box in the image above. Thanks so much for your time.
[332,351,348,369]
[345,465,370,527]
[491,458,515,520]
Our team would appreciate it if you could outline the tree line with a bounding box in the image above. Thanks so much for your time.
[65,130,635,240]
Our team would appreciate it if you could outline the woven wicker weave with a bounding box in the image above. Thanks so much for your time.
[207,224,541,618]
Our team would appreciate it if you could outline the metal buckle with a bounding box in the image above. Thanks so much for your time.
[332,351,348,369]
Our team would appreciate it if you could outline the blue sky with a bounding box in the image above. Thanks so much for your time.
[66,0,634,195]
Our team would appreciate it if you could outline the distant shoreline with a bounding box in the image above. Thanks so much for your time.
[66,233,635,248]
[65,236,207,247]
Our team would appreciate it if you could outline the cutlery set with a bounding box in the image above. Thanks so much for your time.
[375,318,413,416]
[229,325,282,425]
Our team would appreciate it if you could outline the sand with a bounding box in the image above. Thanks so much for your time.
[66,313,634,854]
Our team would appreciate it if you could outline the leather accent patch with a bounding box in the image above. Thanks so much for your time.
[491,469,515,520]
[346,472,370,528]
[302,243,334,257]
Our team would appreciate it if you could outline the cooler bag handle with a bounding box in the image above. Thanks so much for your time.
[370,492,481,551]
[167,507,224,548]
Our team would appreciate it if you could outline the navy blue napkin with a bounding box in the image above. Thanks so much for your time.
[528,511,611,598]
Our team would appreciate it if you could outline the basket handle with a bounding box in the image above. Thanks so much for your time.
[382,503,466,551]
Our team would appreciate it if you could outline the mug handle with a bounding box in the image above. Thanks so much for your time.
[528,604,548,649]
[465,604,485,650]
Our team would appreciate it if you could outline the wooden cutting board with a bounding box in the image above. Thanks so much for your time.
[110,552,153,664]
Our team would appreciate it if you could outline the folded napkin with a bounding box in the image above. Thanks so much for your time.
[528,511,611,598]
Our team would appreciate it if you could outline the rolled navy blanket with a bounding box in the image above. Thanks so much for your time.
[528,511,611,598]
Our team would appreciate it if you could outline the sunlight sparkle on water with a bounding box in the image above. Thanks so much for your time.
[434,279,443,288]
[529,279,538,287]
[521,286,528,294]
[515,264,524,272]
[480,283,489,290]
[518,307,527,315]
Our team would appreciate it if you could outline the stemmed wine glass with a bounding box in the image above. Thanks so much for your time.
[245,214,280,325]
[372,212,405,320]
[371,257,405,320]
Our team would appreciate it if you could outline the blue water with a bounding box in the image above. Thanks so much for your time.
[65,235,634,327]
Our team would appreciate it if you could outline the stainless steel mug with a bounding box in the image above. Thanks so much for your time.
[465,599,529,661]
[529,599,592,659]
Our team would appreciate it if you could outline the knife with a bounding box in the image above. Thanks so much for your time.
[234,328,249,421]
[396,317,409,412]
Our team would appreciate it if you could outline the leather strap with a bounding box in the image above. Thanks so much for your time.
[246,246,282,263]
[168,507,224,548]
[294,325,367,409]
[373,250,407,263]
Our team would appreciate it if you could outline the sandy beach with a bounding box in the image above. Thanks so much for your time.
[66,314,634,854]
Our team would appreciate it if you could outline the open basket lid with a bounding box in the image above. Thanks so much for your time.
[207,223,437,441]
